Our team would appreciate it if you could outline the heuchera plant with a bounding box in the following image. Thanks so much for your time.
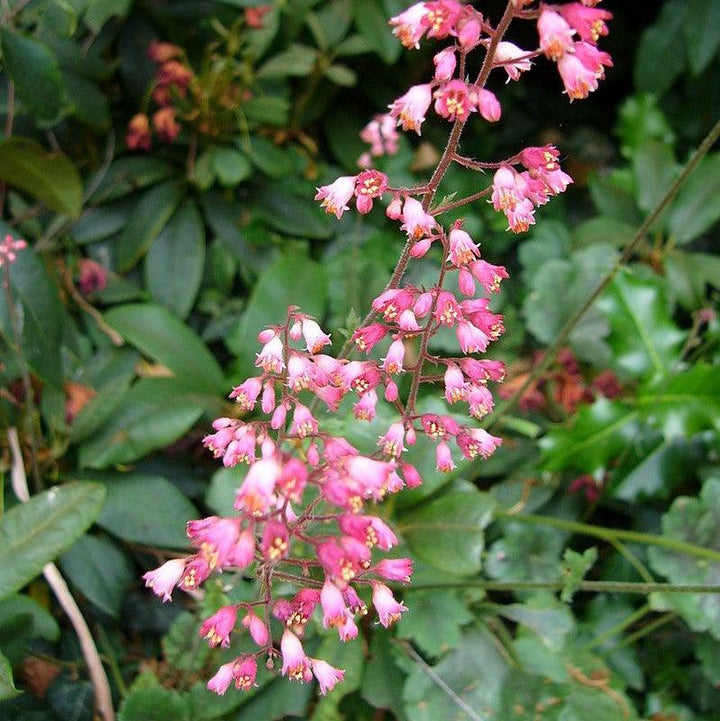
[143,0,612,696]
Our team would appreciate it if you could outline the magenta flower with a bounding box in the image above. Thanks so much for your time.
[200,605,238,648]
[538,8,575,61]
[389,2,428,49]
[373,557,414,584]
[372,583,407,627]
[281,630,312,682]
[320,580,348,628]
[311,659,345,694]
[242,610,269,647]
[558,3,611,44]
[207,661,235,695]
[434,79,474,120]
[142,558,186,602]
[389,84,433,134]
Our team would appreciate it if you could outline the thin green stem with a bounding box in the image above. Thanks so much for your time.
[496,510,720,564]
[487,112,720,427]
[604,612,676,654]
[406,580,720,594]
[580,603,652,652]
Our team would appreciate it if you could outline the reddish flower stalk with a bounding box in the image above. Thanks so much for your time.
[143,0,613,695]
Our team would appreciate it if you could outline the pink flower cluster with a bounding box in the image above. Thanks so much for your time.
[143,0,614,698]
[0,234,27,269]
[537,3,612,100]
[490,145,573,232]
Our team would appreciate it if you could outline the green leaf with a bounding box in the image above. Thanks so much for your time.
[88,157,177,203]
[0,137,82,217]
[63,72,111,130]
[60,535,133,617]
[402,491,496,576]
[77,379,209,468]
[498,598,574,651]
[255,178,335,239]
[522,244,615,364]
[664,249,720,310]
[353,0,401,64]
[324,63,357,86]
[162,611,210,672]
[397,590,473,657]
[84,0,132,33]
[667,153,720,243]
[95,472,198,548]
[205,467,244,516]
[68,376,133,443]
[145,202,206,320]
[0,482,106,600]
[0,245,64,387]
[0,650,20,701]
[210,147,252,187]
[118,684,190,721]
[596,268,686,381]
[0,594,61,642]
[541,398,638,477]
[226,250,327,372]
[244,136,293,178]
[561,547,598,602]
[616,93,675,159]
[632,140,678,214]
[649,476,720,637]
[403,626,508,721]
[115,180,185,271]
[47,675,94,721]
[487,522,566,583]
[234,675,313,721]
[104,304,225,394]
[683,0,720,75]
[256,44,318,78]
[361,633,406,717]
[634,0,687,96]
[310,634,364,720]
[636,364,720,438]
[498,671,568,721]
[0,30,65,123]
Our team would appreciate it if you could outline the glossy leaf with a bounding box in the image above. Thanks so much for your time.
[0,30,65,122]
[596,268,686,381]
[683,0,720,74]
[402,491,496,575]
[95,472,198,549]
[68,376,133,443]
[115,180,185,271]
[47,675,94,721]
[0,245,64,387]
[77,378,209,468]
[84,0,133,33]
[104,304,225,394]
[0,594,61,643]
[541,398,639,476]
[0,137,82,217]
[256,44,318,78]
[0,482,106,600]
[145,202,206,319]
[60,535,133,617]
[353,0,401,64]
[636,364,720,438]
[210,147,252,187]
[88,157,177,203]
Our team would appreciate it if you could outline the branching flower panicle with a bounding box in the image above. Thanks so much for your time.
[143,0,612,697]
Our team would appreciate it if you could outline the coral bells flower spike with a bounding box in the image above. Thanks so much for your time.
[355,170,389,214]
[301,318,332,353]
[538,8,575,61]
[558,3,611,44]
[422,0,462,40]
[389,84,433,134]
[373,557,413,583]
[434,80,474,121]
[401,197,436,240]
[232,656,258,691]
[311,659,345,695]
[315,176,357,219]
[142,558,185,602]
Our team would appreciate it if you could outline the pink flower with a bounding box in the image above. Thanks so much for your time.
[495,41,532,81]
[142,558,185,602]
[291,403,319,438]
[232,528,256,568]
[477,89,501,122]
[373,557,413,583]
[281,630,313,682]
[352,323,388,353]
[372,583,407,627]
[315,176,357,219]
[436,441,456,472]
[460,358,506,382]
[321,580,348,628]
[444,363,466,404]
[538,8,575,60]
[77,259,108,295]
[433,47,457,81]
[207,661,235,695]
[519,145,560,173]
[457,17,481,49]
[558,3,611,44]
[229,377,263,411]
[378,422,406,458]
[353,388,378,421]
[456,428,502,459]
[301,318,332,354]
[456,320,489,354]
[421,0,462,39]
[401,197,436,240]
[434,80,474,120]
[232,656,258,691]
[466,383,495,418]
[256,335,285,373]
[401,462,423,488]
[389,84,433,134]
[355,170,388,213]
[261,521,289,561]
[242,610,270,646]
[382,338,406,374]
[311,659,345,694]
[447,227,480,266]
[557,42,612,100]
[469,259,509,293]
[389,2,428,49]
[434,291,461,327]
[234,458,280,514]
[187,516,241,568]
[200,605,238,648]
